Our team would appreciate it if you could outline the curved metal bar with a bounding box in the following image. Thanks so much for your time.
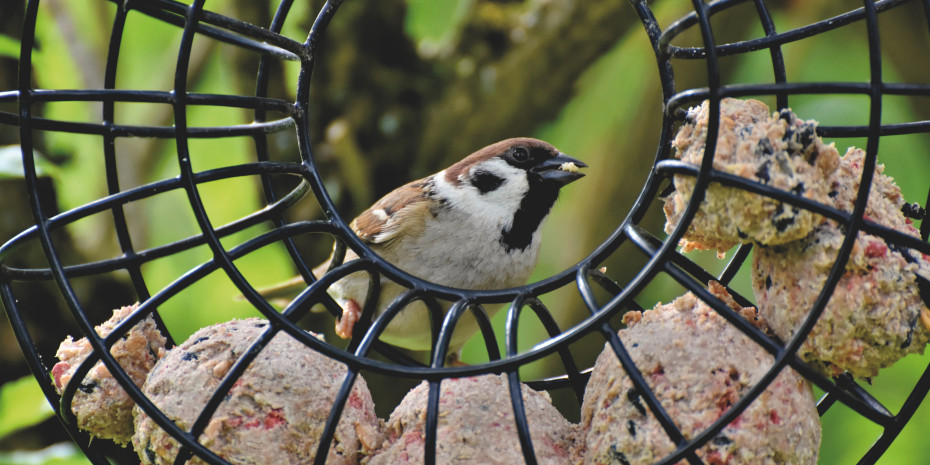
[420,302,492,465]
[25,89,298,113]
[593,12,732,415]
[471,301,503,361]
[507,369,539,465]
[312,367,364,465]
[668,82,930,110]
[3,2,930,465]
[1,168,310,279]
[351,288,437,358]
[119,0,304,61]
[98,2,169,343]
[282,258,376,319]
[130,0,306,55]
[431,300,495,366]
[624,0,724,450]
[631,1,769,461]
[751,0,788,110]
[598,321,697,464]
[503,298,539,465]
[423,378,442,465]
[0,113,297,138]
[515,295,587,403]
[166,3,264,462]
[251,0,321,323]
[716,243,752,285]
[659,0,749,54]
[421,300,480,465]
[859,361,930,462]
[173,0,299,341]
[345,267,384,349]
[661,0,908,59]
[13,2,156,464]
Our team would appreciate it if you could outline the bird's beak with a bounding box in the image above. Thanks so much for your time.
[533,152,587,186]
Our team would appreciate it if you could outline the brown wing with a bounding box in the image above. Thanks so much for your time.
[311,177,432,280]
[350,178,432,246]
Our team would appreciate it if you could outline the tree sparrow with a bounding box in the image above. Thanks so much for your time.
[263,138,586,363]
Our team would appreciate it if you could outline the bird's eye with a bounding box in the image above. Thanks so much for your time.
[512,147,530,162]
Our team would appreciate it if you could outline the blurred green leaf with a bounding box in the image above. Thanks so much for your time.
[0,443,90,465]
[404,0,470,51]
[0,376,54,441]
[30,2,104,247]
[0,34,19,59]
[0,146,56,180]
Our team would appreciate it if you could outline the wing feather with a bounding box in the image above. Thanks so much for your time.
[351,178,432,247]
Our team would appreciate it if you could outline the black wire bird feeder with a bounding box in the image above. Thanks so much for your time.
[2,0,930,464]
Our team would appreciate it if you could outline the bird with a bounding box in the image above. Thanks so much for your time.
[259,137,586,364]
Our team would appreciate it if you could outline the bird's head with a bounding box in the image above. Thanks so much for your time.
[437,137,587,251]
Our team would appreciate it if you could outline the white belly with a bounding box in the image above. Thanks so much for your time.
[329,213,542,353]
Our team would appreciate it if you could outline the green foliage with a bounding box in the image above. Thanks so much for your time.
[0,444,90,465]
[0,34,19,59]
[0,376,54,441]
[2,0,929,463]
[22,1,296,341]
[404,0,471,52]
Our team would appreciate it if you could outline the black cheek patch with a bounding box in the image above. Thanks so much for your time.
[471,170,505,194]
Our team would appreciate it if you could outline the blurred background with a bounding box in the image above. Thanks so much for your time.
[0,0,929,463]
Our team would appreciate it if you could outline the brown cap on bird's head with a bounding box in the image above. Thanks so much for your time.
[444,137,586,187]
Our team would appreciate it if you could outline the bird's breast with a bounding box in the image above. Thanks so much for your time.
[388,214,542,290]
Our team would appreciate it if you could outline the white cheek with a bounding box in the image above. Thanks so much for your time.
[434,160,528,230]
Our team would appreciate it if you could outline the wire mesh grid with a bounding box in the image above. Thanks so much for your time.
[1,0,929,464]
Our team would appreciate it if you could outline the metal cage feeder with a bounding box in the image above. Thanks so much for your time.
[1,0,930,464]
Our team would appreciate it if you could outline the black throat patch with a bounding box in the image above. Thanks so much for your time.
[500,180,560,252]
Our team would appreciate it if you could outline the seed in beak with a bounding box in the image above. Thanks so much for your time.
[560,162,581,173]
